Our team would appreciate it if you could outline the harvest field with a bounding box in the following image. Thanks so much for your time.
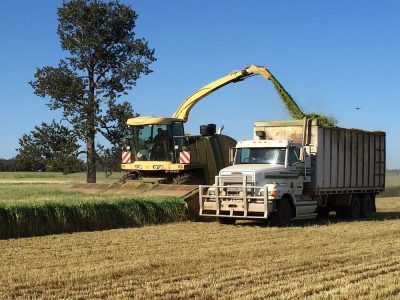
[0,171,120,184]
[0,198,399,299]
[0,172,187,239]
[0,172,400,299]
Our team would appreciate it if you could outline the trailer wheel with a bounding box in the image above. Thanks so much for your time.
[218,217,236,225]
[270,197,292,227]
[344,195,361,220]
[360,194,374,218]
[335,206,346,219]
[371,194,376,213]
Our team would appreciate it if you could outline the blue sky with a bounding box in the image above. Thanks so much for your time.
[0,0,399,168]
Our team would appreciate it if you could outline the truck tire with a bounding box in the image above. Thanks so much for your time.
[360,194,374,218]
[218,217,236,225]
[335,206,346,219]
[344,195,361,220]
[270,197,292,227]
[371,194,376,213]
[316,206,330,218]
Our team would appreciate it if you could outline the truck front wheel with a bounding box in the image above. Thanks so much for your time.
[270,197,292,227]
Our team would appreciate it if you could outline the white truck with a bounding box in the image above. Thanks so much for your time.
[199,119,385,226]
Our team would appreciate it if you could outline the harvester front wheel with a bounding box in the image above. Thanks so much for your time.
[172,173,204,185]
[218,217,236,225]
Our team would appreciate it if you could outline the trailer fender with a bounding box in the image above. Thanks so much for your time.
[331,194,352,207]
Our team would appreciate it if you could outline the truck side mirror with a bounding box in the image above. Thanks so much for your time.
[300,145,312,182]
[302,146,311,168]
[300,147,304,161]
[229,148,235,164]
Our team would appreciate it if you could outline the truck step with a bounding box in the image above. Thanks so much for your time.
[294,213,317,220]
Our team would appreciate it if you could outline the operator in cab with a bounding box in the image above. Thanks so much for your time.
[151,128,171,160]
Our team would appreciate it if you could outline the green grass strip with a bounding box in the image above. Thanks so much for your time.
[0,197,187,239]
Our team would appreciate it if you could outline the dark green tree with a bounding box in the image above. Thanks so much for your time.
[16,121,83,173]
[96,145,122,176]
[30,0,155,183]
[0,158,16,172]
[96,101,137,176]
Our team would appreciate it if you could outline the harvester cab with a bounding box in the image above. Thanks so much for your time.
[122,115,236,185]
[125,118,185,164]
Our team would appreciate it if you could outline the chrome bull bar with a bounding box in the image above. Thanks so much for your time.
[199,176,273,219]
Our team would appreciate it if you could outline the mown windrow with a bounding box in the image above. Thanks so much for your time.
[0,197,187,239]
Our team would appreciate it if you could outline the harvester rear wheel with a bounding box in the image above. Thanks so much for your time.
[218,217,236,225]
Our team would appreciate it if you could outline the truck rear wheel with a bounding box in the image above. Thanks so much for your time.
[344,195,361,220]
[371,194,376,213]
[360,194,374,218]
[335,206,346,219]
[270,197,292,227]
[218,217,236,225]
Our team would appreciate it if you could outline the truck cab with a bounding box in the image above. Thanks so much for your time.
[199,139,317,226]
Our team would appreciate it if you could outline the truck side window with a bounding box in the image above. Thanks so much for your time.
[289,147,300,166]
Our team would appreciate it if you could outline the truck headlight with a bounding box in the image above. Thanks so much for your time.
[208,188,215,196]
[270,189,278,197]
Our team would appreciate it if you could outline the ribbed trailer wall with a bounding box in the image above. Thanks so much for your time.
[314,126,385,194]
[254,119,385,195]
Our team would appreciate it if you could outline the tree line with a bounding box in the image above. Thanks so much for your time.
[12,120,122,174]
[0,154,120,174]
[4,122,125,174]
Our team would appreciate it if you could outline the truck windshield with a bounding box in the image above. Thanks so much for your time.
[235,148,286,165]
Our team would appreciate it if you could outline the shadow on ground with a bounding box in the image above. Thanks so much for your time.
[231,211,400,228]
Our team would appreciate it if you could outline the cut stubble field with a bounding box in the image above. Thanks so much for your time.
[1,198,399,299]
[0,172,399,299]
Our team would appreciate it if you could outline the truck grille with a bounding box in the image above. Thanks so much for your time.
[218,174,253,187]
